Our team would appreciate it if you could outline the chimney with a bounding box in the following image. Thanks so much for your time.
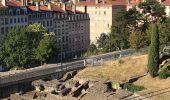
[43,0,46,4]
[21,0,25,6]
[48,3,52,10]
[25,0,28,6]
[95,0,98,4]
[35,2,39,11]
[60,0,63,3]
[127,0,130,5]
[30,0,33,4]
[72,5,76,13]
[62,3,66,11]
[102,0,105,4]
[40,1,44,5]
[84,5,87,13]
[2,0,6,6]
[159,0,162,3]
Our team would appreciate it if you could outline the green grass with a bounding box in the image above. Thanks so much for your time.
[123,83,145,92]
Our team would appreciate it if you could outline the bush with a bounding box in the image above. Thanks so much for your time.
[118,59,124,64]
[158,68,170,79]
[123,83,144,92]
[158,72,168,79]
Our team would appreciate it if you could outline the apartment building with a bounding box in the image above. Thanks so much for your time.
[0,0,28,42]
[75,0,126,43]
[0,0,90,59]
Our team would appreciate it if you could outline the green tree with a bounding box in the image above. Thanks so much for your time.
[110,8,130,50]
[138,0,166,32]
[126,7,141,31]
[85,44,98,56]
[146,18,170,50]
[0,24,54,69]
[148,23,160,77]
[129,31,148,49]
[35,32,55,64]
[97,33,110,52]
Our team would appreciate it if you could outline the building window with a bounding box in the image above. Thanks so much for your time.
[21,18,24,22]
[1,27,4,33]
[25,18,27,22]
[18,18,20,23]
[104,11,106,15]
[107,24,109,28]
[5,18,8,24]
[10,18,13,23]
[47,21,49,26]
[14,18,16,23]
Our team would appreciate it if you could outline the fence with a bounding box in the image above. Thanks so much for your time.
[0,49,144,87]
[85,49,136,66]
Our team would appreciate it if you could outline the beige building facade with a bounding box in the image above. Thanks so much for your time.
[75,0,126,43]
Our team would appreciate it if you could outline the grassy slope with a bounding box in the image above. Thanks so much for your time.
[76,55,148,82]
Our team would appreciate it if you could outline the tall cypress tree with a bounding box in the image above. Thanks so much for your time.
[148,23,160,77]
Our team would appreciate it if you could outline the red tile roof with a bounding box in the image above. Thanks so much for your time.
[76,0,127,6]
[161,0,170,6]
[28,4,64,12]
[28,3,83,13]
[6,0,22,7]
[66,7,83,13]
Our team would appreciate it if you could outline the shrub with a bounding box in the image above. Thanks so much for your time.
[123,83,145,92]
[158,68,170,79]
[118,59,124,64]
[158,72,168,79]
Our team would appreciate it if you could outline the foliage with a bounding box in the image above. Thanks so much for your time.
[110,8,130,50]
[158,64,170,79]
[0,24,54,69]
[123,83,145,92]
[148,23,159,77]
[138,0,166,32]
[118,59,124,64]
[35,32,55,64]
[146,19,170,50]
[97,33,111,53]
[85,44,98,56]
[158,69,170,79]
[126,8,141,31]
[129,31,148,49]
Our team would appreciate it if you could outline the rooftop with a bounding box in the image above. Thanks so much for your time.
[76,0,127,6]
[0,0,83,13]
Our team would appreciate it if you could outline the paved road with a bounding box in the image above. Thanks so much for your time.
[0,49,136,87]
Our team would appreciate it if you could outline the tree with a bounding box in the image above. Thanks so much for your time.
[126,7,141,31]
[0,24,54,69]
[35,32,55,64]
[85,44,98,56]
[146,18,170,50]
[148,23,159,77]
[138,0,166,32]
[110,8,130,50]
[97,33,110,52]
